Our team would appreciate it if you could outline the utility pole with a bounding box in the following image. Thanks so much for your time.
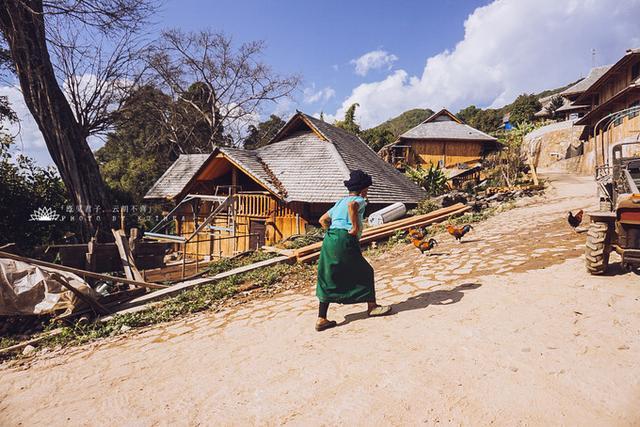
[592,48,597,68]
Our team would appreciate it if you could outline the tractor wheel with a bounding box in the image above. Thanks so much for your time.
[585,221,610,275]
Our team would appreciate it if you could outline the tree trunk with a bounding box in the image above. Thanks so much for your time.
[0,0,111,241]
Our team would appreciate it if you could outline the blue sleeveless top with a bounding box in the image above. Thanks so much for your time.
[328,196,367,235]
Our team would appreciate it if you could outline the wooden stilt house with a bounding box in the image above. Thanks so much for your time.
[379,109,500,187]
[144,111,426,259]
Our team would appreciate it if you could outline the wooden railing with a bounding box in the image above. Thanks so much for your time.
[234,192,273,218]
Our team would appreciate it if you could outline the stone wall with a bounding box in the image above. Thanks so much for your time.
[524,120,587,174]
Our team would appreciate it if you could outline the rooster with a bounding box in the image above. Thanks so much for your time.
[412,237,438,255]
[446,224,473,242]
[567,210,583,229]
[408,227,427,240]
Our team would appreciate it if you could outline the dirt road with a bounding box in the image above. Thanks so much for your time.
[1,172,639,426]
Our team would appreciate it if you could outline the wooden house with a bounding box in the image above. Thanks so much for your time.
[379,109,500,187]
[574,48,640,170]
[535,65,611,121]
[144,112,426,259]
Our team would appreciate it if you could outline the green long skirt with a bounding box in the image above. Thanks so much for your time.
[316,228,376,304]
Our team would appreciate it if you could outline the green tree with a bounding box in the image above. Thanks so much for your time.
[545,95,565,118]
[457,105,482,125]
[509,94,542,125]
[243,115,286,149]
[360,127,395,152]
[1,100,72,251]
[335,103,361,135]
[96,86,177,205]
[457,106,502,133]
[473,109,503,133]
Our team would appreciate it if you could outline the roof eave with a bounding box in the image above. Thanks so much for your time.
[574,51,640,104]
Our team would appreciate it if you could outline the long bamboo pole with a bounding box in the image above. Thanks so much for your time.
[294,203,466,258]
[296,205,471,263]
[0,251,166,289]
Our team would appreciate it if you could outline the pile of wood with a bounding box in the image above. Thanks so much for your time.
[48,231,169,273]
[294,203,471,263]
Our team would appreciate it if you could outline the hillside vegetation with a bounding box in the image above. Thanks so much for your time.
[357,80,580,151]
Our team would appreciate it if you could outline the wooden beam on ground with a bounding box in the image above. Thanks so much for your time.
[297,205,472,264]
[0,251,166,290]
[99,255,292,321]
[48,272,111,315]
[111,229,144,282]
[294,203,466,258]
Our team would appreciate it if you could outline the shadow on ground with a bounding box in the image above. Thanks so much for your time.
[337,283,482,327]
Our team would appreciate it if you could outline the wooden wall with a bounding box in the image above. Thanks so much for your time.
[176,194,308,259]
[407,140,484,168]
[588,108,640,167]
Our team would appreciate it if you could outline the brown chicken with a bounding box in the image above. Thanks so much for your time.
[408,227,427,240]
[446,224,473,242]
[412,237,438,254]
[567,209,583,228]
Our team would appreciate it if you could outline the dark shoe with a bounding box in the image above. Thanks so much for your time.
[315,320,337,332]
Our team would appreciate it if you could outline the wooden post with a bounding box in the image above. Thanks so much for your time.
[232,167,238,191]
[120,206,126,231]
[195,231,199,273]
[181,242,186,280]
[111,229,144,282]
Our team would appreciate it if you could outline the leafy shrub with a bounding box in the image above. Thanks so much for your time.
[405,164,448,196]
[408,198,440,216]
[0,138,73,252]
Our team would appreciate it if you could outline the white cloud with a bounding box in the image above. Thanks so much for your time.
[272,97,296,119]
[336,0,640,128]
[0,84,53,164]
[303,84,336,104]
[350,50,399,76]
[311,111,337,124]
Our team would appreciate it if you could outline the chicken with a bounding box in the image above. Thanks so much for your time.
[567,209,583,228]
[412,237,438,255]
[446,224,473,242]
[408,227,427,240]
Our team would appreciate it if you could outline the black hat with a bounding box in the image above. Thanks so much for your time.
[343,169,372,192]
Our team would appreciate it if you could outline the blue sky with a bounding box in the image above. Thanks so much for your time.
[156,0,490,117]
[2,0,640,165]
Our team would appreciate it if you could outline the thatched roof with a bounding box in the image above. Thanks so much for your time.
[145,111,426,204]
[399,109,497,143]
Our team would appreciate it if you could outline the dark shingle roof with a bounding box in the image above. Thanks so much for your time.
[299,114,427,204]
[218,147,282,196]
[399,108,497,142]
[256,131,349,203]
[145,112,427,204]
[144,154,211,200]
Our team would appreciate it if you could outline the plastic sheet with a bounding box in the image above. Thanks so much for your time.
[0,258,98,316]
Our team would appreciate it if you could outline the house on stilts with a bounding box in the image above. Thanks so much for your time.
[143,111,426,261]
[379,108,501,188]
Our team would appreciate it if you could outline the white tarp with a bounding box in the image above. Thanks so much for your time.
[0,258,99,316]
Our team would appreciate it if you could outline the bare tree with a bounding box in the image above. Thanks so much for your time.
[50,24,146,137]
[0,0,154,240]
[147,29,300,148]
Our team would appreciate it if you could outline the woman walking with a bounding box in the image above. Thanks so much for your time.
[315,170,392,331]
